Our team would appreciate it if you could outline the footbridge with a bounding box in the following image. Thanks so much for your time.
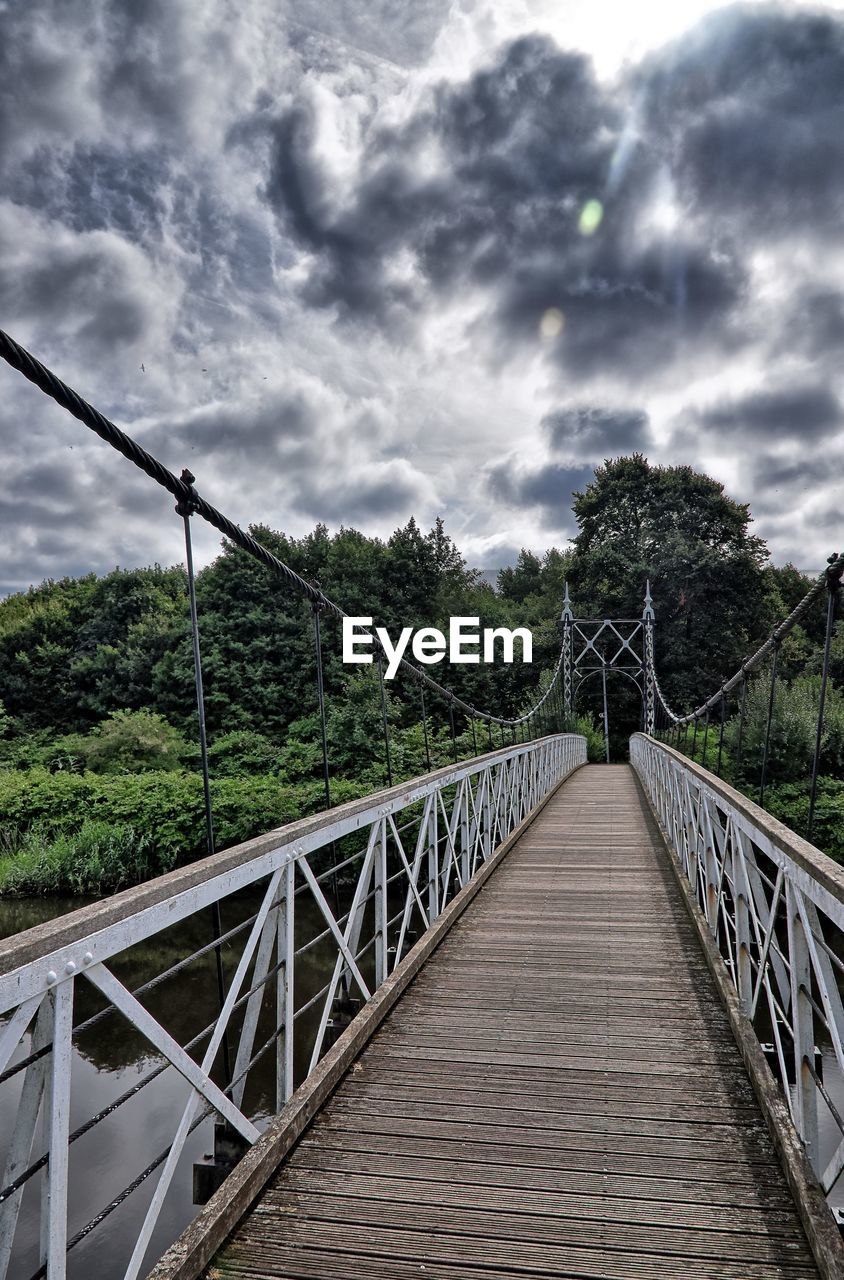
[1,330,844,1280]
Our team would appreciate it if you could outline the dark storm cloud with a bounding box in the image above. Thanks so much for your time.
[0,238,155,354]
[695,386,841,441]
[640,4,844,236]
[265,37,621,315]
[143,393,317,464]
[264,32,748,380]
[669,385,842,458]
[781,290,844,362]
[294,467,429,523]
[543,407,650,456]
[489,460,594,528]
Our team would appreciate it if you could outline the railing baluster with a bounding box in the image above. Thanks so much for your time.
[43,983,74,1280]
[786,883,819,1171]
[374,818,389,987]
[277,861,295,1108]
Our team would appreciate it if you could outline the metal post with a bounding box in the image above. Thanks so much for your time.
[786,883,819,1169]
[561,584,573,720]
[420,685,432,771]
[312,599,339,911]
[487,718,493,750]
[716,692,727,777]
[177,474,231,1086]
[759,643,780,807]
[643,580,656,736]
[736,676,748,773]
[808,558,841,841]
[701,705,711,769]
[376,652,393,787]
[601,662,610,763]
[692,715,699,759]
[470,716,478,756]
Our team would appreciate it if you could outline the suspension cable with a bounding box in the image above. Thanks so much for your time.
[0,328,564,728]
[652,553,844,726]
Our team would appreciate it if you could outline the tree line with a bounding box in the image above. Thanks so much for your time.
[0,455,838,894]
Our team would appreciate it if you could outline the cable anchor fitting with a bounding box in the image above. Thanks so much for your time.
[175,467,200,517]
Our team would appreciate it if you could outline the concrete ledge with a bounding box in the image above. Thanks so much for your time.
[634,772,844,1280]
[145,761,583,1280]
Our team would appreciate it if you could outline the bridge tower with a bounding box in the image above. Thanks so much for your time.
[561,582,657,754]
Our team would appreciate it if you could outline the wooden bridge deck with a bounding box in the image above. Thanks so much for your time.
[213,763,819,1279]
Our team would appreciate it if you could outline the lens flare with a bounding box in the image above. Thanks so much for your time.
[539,307,565,339]
[578,199,604,236]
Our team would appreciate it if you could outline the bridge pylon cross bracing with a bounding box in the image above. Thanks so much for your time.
[561,580,657,751]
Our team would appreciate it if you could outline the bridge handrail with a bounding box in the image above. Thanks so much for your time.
[632,732,844,1207]
[0,739,568,995]
[0,733,586,1280]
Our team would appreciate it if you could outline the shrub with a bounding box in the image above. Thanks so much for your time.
[78,709,189,774]
[0,766,374,894]
[573,713,606,762]
[0,821,169,896]
[207,730,280,777]
[764,778,844,864]
[728,675,844,786]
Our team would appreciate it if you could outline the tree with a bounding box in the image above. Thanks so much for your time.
[568,456,774,718]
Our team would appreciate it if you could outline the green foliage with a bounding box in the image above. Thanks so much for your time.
[727,675,844,785]
[572,713,606,763]
[0,822,168,896]
[764,780,844,863]
[0,566,188,731]
[567,456,773,731]
[73,710,190,774]
[206,730,280,777]
[0,766,372,894]
[1,479,836,893]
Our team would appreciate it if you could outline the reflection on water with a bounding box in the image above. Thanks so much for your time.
[0,888,367,1280]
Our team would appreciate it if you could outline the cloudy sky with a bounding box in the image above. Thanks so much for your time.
[1,0,842,594]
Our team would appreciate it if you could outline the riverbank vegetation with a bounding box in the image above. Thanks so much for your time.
[0,457,838,894]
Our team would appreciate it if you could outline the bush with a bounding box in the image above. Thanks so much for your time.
[0,766,374,894]
[207,730,280,777]
[677,723,735,780]
[77,709,189,774]
[573,713,606,762]
[729,675,844,786]
[0,821,168,896]
[764,778,844,864]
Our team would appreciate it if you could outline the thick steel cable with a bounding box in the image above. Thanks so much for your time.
[0,328,563,728]
[651,553,844,726]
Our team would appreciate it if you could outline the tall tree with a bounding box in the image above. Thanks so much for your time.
[568,456,775,715]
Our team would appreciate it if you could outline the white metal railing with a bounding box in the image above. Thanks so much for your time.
[632,732,844,1203]
[0,733,585,1280]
